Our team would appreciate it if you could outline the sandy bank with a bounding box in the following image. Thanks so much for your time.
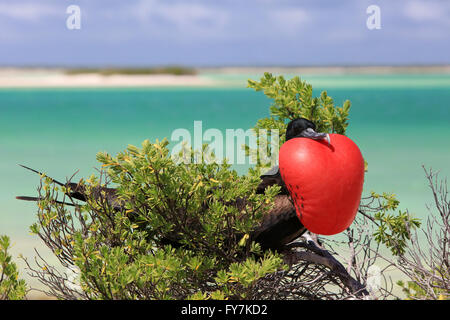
[0,68,217,88]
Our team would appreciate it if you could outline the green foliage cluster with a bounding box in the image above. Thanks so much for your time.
[247,73,350,164]
[397,279,448,300]
[363,192,421,256]
[30,139,283,299]
[0,235,27,300]
[246,73,350,169]
[373,210,421,256]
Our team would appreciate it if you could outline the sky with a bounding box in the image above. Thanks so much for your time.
[0,0,449,67]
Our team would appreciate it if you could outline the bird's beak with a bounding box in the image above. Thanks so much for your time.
[300,128,331,144]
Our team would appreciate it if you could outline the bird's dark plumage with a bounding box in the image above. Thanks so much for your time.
[251,196,305,251]
[286,118,317,141]
[17,164,122,209]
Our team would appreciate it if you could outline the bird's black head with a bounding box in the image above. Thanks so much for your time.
[285,118,330,143]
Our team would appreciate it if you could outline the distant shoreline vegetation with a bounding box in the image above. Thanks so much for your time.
[64,66,197,76]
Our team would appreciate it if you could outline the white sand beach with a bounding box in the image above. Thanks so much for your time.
[0,68,217,88]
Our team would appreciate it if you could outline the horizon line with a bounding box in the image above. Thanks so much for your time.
[1,63,450,70]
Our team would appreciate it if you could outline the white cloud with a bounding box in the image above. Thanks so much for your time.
[0,3,59,21]
[269,7,311,30]
[129,0,229,35]
[403,1,448,22]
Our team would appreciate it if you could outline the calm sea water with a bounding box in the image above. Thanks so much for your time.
[1,73,449,290]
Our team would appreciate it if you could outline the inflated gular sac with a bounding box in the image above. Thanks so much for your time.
[279,134,365,235]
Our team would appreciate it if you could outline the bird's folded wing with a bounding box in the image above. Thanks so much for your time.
[252,195,306,250]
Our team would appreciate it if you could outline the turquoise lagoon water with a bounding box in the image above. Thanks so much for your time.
[1,73,449,290]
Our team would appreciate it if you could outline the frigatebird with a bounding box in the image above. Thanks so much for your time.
[252,118,330,249]
[17,118,329,251]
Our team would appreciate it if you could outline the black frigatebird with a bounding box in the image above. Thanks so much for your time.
[17,118,329,251]
[252,118,330,249]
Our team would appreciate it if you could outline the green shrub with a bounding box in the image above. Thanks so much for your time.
[0,235,27,300]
